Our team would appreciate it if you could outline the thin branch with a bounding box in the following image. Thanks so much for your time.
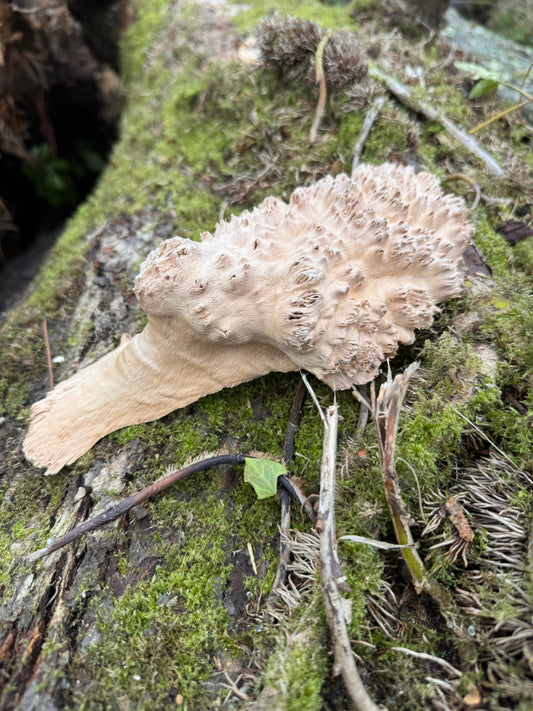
[449,404,519,470]
[28,453,315,562]
[279,475,317,526]
[352,96,386,175]
[441,173,481,210]
[353,386,371,435]
[317,403,381,711]
[301,372,325,422]
[338,535,415,551]
[42,318,54,391]
[469,98,533,134]
[283,379,308,466]
[391,647,462,677]
[368,65,504,177]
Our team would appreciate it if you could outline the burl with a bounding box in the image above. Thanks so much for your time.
[24,163,472,474]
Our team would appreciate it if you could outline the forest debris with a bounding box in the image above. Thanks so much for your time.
[368,65,505,177]
[269,379,308,600]
[28,453,313,562]
[391,646,462,678]
[441,173,481,210]
[351,95,387,174]
[423,496,474,566]
[42,318,54,390]
[256,14,367,91]
[496,219,533,245]
[309,31,332,143]
[314,400,381,711]
[352,363,452,609]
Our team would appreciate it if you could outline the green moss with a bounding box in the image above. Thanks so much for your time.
[261,619,329,711]
[120,0,168,86]
[73,532,234,707]
[230,0,359,34]
[0,474,64,593]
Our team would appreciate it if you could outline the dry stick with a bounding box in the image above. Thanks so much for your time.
[28,453,314,562]
[351,96,387,176]
[42,318,54,391]
[355,363,452,610]
[316,404,381,711]
[270,379,310,596]
[309,32,332,144]
[368,65,505,177]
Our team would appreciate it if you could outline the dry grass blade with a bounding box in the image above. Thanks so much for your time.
[309,31,332,143]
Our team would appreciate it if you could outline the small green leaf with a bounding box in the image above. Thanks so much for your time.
[469,78,499,99]
[244,458,286,499]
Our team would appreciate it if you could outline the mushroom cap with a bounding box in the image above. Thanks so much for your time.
[135,162,471,388]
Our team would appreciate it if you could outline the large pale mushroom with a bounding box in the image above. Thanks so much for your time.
[23,163,472,474]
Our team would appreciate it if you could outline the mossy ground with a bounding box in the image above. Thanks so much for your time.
[1,0,532,708]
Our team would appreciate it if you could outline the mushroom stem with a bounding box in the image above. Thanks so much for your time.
[23,316,295,475]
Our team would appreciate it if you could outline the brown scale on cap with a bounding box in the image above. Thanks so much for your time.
[23,163,472,474]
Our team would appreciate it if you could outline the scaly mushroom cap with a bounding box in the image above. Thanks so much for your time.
[24,163,472,474]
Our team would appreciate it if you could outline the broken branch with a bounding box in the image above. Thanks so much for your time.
[368,65,505,177]
[271,379,309,597]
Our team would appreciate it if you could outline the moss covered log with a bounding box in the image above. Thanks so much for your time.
[0,1,532,709]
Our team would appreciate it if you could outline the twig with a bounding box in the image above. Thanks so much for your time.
[279,475,317,526]
[28,453,315,562]
[301,372,325,422]
[310,32,332,144]
[470,99,532,134]
[283,379,308,466]
[351,96,386,175]
[317,403,381,711]
[391,647,461,677]
[10,2,64,13]
[368,65,505,177]
[338,535,415,551]
[469,84,532,134]
[42,318,54,390]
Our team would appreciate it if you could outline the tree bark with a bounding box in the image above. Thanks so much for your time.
[1,2,532,710]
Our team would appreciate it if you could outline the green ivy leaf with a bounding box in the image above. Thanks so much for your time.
[244,458,286,499]
[469,78,499,98]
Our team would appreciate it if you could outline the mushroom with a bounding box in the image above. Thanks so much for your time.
[23,163,472,474]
